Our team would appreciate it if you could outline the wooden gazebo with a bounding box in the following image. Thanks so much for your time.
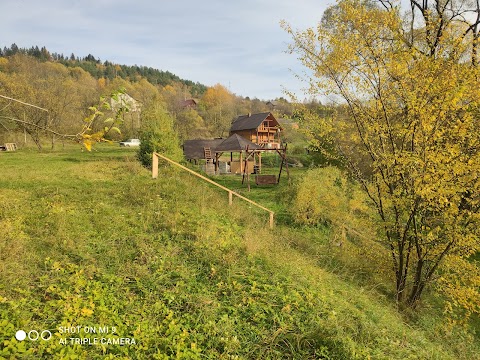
[214,134,261,174]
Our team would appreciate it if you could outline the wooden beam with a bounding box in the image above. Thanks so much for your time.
[284,144,290,181]
[276,144,289,184]
[244,146,250,192]
[277,148,284,184]
[215,153,220,174]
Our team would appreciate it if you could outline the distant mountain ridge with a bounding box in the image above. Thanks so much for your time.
[0,43,207,96]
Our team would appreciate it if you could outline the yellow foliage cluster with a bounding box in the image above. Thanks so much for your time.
[291,167,375,237]
[78,89,126,151]
[284,0,480,314]
[0,57,8,69]
[439,255,480,327]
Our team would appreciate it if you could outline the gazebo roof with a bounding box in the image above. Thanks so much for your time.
[215,134,261,152]
[183,138,224,159]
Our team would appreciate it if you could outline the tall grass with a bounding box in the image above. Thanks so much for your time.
[0,145,478,359]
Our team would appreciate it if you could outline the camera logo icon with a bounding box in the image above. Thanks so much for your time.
[15,330,52,341]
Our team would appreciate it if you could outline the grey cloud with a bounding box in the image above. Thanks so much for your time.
[0,0,327,99]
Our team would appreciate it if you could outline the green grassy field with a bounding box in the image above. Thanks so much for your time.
[0,145,478,359]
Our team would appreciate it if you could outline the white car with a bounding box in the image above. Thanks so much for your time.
[119,139,141,147]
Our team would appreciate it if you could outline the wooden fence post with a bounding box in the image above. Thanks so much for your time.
[152,153,159,179]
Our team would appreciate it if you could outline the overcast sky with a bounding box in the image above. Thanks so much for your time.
[0,0,330,100]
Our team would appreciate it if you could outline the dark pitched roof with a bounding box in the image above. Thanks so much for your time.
[230,112,272,131]
[181,98,198,108]
[266,101,279,106]
[183,138,224,159]
[215,134,261,152]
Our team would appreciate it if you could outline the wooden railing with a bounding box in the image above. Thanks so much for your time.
[152,152,275,228]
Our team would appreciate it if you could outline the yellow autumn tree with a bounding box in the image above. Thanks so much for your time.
[0,55,100,149]
[175,108,207,141]
[200,83,235,137]
[283,0,480,316]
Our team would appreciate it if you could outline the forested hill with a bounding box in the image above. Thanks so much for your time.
[0,43,207,96]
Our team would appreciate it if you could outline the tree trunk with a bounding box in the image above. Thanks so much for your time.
[406,258,424,308]
[26,128,42,150]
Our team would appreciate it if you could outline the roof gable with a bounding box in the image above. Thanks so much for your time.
[230,112,274,131]
[181,99,198,108]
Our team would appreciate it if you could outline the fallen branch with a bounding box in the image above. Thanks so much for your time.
[0,94,49,112]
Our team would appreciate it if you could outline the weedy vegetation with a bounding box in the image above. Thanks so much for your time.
[0,145,478,359]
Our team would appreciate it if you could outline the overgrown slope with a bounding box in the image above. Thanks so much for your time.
[0,147,478,359]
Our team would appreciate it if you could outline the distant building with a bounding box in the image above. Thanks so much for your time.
[110,93,141,136]
[266,101,278,111]
[110,93,141,112]
[229,112,282,148]
[180,98,198,109]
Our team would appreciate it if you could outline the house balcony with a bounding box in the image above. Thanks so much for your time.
[257,126,279,133]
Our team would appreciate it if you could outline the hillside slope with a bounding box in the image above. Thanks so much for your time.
[1,44,207,96]
[0,146,478,359]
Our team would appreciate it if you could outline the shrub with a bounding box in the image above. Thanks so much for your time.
[290,167,373,230]
[137,101,183,167]
[290,167,392,287]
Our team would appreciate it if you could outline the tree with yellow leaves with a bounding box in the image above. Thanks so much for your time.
[78,89,129,151]
[200,83,235,137]
[283,0,480,316]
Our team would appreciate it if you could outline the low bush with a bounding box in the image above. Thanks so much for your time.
[290,167,372,228]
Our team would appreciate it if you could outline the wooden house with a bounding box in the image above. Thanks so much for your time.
[266,101,278,111]
[229,112,282,148]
